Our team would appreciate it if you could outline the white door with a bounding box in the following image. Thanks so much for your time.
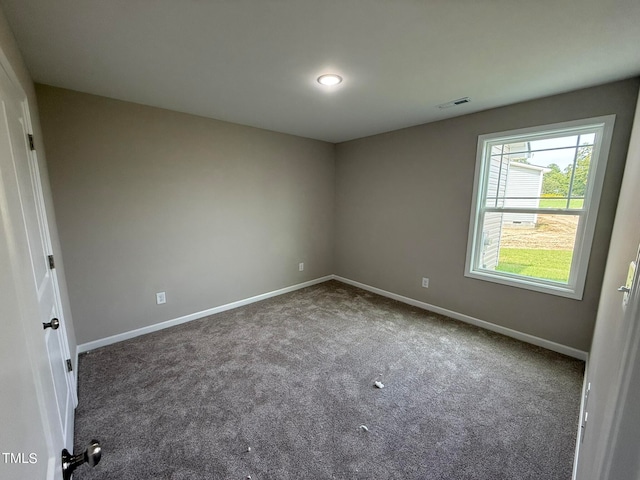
[0,60,76,476]
[595,248,640,479]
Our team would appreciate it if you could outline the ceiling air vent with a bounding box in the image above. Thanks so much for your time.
[437,97,471,109]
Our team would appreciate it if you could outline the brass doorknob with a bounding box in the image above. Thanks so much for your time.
[43,318,60,330]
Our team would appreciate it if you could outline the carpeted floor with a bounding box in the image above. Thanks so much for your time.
[74,280,584,480]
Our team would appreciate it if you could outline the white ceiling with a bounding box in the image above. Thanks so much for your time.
[1,0,639,143]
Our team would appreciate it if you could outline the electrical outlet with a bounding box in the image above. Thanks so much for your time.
[299,262,304,272]
[156,292,166,305]
[422,277,429,288]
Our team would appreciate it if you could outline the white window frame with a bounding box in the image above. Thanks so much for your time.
[464,115,616,299]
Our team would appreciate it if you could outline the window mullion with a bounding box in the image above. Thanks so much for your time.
[495,144,505,208]
[565,135,581,208]
[484,207,585,216]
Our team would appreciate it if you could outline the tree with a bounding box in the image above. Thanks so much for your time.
[568,147,591,197]
[541,147,591,198]
[542,163,569,196]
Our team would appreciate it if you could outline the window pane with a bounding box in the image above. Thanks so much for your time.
[478,212,504,270]
[490,145,504,156]
[579,133,595,145]
[566,145,592,202]
[528,136,579,151]
[485,136,593,210]
[492,153,533,163]
[485,154,509,207]
[538,197,584,209]
[503,162,547,208]
[481,213,580,284]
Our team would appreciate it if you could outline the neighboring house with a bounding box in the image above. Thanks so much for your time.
[480,142,548,270]
[503,162,550,225]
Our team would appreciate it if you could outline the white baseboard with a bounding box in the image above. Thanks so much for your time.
[333,275,588,361]
[77,275,334,353]
[78,273,588,361]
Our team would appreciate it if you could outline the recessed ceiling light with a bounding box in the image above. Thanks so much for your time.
[317,74,343,86]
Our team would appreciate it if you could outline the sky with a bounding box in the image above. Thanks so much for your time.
[527,133,595,171]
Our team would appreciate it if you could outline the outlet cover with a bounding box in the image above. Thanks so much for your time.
[156,292,166,304]
[422,278,429,288]
[299,262,304,271]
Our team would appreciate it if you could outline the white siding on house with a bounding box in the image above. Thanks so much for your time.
[503,163,547,224]
[480,146,508,269]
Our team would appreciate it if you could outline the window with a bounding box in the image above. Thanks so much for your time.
[465,116,615,299]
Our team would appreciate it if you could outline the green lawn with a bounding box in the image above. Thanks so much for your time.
[496,248,573,283]
[538,198,584,209]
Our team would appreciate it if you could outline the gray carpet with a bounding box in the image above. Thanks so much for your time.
[74,280,584,480]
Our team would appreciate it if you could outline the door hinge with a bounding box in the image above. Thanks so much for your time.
[66,359,73,372]
[48,255,55,269]
[28,134,35,151]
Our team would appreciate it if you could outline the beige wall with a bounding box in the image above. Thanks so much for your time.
[38,79,639,351]
[335,79,639,351]
[36,85,336,345]
[576,87,640,479]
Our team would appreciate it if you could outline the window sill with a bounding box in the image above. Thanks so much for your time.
[464,269,583,300]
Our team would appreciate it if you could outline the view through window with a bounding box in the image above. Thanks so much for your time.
[466,117,615,298]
